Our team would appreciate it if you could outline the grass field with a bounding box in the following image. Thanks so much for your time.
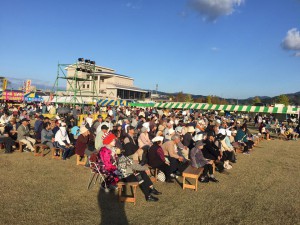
[0,138,299,225]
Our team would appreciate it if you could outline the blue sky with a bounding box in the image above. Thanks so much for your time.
[0,0,299,99]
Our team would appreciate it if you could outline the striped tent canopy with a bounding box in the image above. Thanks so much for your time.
[97,99,129,107]
[24,92,43,102]
[139,102,300,114]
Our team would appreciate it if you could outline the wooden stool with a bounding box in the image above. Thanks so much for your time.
[182,165,203,191]
[51,148,63,159]
[15,141,25,152]
[34,144,48,157]
[117,181,139,205]
[76,154,87,166]
[149,167,158,182]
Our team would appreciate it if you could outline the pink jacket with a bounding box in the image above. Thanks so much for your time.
[99,146,117,172]
[138,133,152,148]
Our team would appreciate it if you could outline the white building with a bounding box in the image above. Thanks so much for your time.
[65,64,147,100]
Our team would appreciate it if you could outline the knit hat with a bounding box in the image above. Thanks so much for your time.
[102,133,116,145]
[80,126,88,134]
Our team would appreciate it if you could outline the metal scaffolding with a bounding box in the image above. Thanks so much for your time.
[52,59,98,105]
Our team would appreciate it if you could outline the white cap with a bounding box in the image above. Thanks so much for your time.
[219,128,226,135]
[152,136,164,142]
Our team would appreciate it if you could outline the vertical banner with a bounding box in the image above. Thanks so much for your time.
[2,78,7,90]
[25,80,31,93]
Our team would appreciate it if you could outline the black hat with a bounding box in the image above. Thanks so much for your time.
[101,125,109,130]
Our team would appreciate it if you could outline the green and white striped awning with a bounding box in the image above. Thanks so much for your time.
[148,102,300,114]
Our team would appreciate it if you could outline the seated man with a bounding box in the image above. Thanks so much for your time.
[17,118,36,152]
[5,118,18,141]
[162,135,187,176]
[41,122,54,149]
[54,122,73,160]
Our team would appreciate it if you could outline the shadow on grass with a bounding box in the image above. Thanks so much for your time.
[98,188,128,225]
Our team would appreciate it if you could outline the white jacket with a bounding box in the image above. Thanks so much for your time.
[55,128,70,146]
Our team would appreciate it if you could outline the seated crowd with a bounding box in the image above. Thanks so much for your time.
[1,104,299,203]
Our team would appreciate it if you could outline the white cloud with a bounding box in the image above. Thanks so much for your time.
[281,28,300,50]
[294,52,300,57]
[188,0,244,22]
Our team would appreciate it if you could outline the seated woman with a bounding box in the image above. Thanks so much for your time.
[75,126,95,163]
[148,136,173,183]
[190,141,218,183]
[54,122,73,160]
[41,122,54,149]
[100,133,162,202]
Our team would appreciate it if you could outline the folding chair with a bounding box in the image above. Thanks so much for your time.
[87,155,109,191]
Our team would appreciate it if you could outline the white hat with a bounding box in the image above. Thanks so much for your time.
[56,116,60,120]
[80,126,88,134]
[193,133,203,142]
[237,121,241,124]
[232,130,237,134]
[219,128,226,136]
[175,126,183,134]
[187,126,195,133]
[169,128,175,135]
[142,122,150,132]
[152,136,164,143]
[226,131,232,136]
[216,119,221,124]
[60,122,66,127]
[170,120,174,125]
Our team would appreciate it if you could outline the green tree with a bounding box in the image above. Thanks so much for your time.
[185,94,194,103]
[176,92,186,102]
[277,94,290,106]
[252,96,261,105]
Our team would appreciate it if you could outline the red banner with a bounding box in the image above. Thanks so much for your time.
[3,91,24,102]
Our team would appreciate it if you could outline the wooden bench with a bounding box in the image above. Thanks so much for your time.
[51,148,63,159]
[182,165,203,191]
[117,181,139,205]
[34,144,48,157]
[76,154,87,166]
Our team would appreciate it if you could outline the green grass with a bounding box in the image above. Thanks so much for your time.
[0,139,299,225]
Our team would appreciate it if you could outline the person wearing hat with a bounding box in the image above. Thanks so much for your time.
[75,126,94,161]
[183,126,195,151]
[148,136,173,183]
[41,122,54,149]
[123,126,141,159]
[95,124,109,150]
[190,141,218,183]
[16,118,36,152]
[110,135,163,202]
[99,133,119,189]
[54,122,73,160]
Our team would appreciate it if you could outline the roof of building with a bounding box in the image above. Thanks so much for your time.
[107,84,148,93]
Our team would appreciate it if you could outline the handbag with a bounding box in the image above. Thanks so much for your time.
[157,171,166,182]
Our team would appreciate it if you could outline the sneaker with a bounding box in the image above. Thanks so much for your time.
[243,151,250,155]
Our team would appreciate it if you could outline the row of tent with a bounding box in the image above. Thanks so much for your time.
[130,102,300,115]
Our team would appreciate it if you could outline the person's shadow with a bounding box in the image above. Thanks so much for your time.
[98,188,128,225]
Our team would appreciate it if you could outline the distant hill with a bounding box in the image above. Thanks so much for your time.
[150,90,300,106]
